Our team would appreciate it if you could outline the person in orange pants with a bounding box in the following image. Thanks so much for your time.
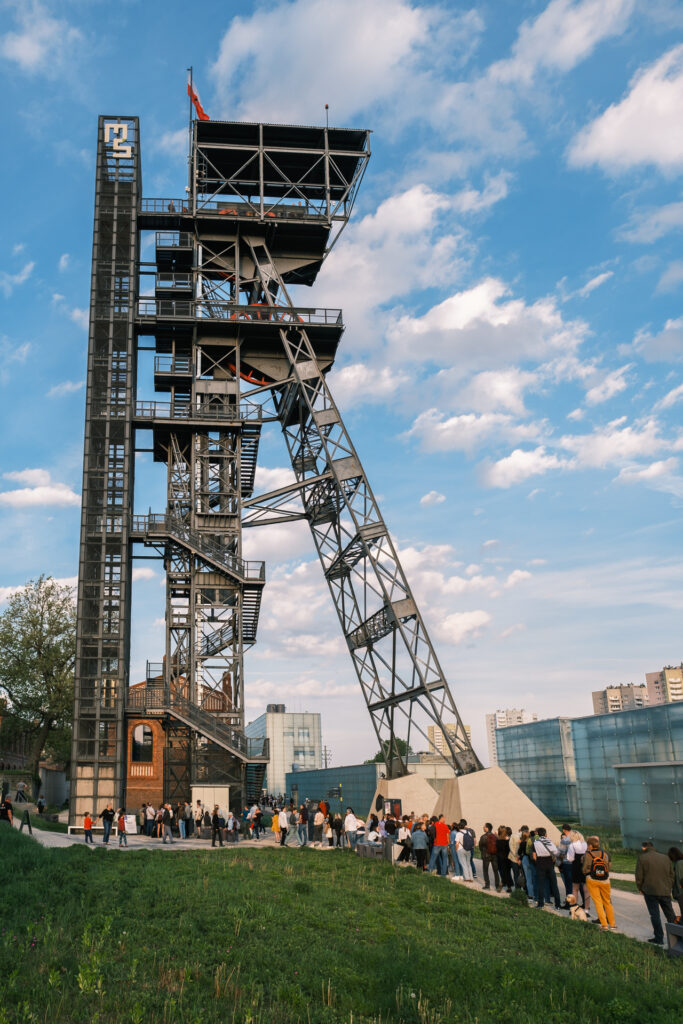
[582,835,617,931]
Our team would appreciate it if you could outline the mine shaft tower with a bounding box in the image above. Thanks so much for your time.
[70,113,481,823]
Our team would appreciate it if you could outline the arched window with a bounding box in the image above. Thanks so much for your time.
[132,724,153,762]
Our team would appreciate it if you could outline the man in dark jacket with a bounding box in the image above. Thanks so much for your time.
[635,840,676,944]
[479,823,501,890]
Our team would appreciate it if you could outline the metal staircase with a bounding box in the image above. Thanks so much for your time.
[131,513,265,584]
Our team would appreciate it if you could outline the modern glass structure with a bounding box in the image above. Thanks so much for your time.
[494,717,577,818]
[496,702,683,836]
[285,763,382,817]
[245,706,322,796]
[615,761,683,849]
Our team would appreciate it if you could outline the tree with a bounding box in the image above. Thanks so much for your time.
[364,737,412,764]
[0,576,76,797]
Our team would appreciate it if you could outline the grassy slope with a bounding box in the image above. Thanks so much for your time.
[0,828,679,1024]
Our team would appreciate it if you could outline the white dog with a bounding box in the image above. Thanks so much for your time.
[566,894,588,922]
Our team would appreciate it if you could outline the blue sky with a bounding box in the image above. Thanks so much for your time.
[1,0,683,764]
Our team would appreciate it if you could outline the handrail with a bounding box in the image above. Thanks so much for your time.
[130,513,265,581]
[142,197,329,222]
[137,298,342,326]
[154,355,192,375]
[125,685,269,760]
[155,230,193,247]
[134,399,263,423]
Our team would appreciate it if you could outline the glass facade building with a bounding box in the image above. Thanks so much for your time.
[615,762,683,849]
[285,763,382,818]
[496,702,683,839]
[494,718,577,818]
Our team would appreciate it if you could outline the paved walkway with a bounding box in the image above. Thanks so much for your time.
[13,820,671,948]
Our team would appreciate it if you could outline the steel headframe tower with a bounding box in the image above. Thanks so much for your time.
[70,114,481,823]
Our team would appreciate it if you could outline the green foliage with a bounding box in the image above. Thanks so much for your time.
[0,827,680,1024]
[0,576,75,790]
[365,737,412,764]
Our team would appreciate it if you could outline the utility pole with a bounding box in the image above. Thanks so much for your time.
[322,745,332,769]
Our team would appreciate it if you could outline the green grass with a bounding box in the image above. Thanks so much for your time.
[24,816,69,834]
[0,828,679,1024]
[610,879,640,894]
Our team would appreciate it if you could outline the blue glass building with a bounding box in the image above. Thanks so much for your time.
[496,702,683,845]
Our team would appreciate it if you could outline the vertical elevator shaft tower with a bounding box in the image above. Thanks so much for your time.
[70,115,481,822]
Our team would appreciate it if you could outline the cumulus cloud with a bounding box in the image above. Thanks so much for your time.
[451,172,511,214]
[504,569,532,588]
[155,128,188,159]
[70,308,89,330]
[454,367,537,415]
[132,567,157,582]
[432,608,491,645]
[58,253,69,272]
[419,490,446,506]
[387,277,587,370]
[405,407,544,454]
[0,468,80,507]
[481,446,566,488]
[568,44,683,173]
[329,363,410,409]
[559,417,663,468]
[616,458,679,483]
[253,465,297,493]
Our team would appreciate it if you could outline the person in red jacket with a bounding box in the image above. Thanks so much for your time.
[428,814,450,876]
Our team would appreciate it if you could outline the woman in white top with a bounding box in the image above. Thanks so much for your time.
[570,830,591,916]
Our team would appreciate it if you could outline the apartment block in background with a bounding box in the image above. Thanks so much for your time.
[646,665,683,705]
[245,704,322,797]
[428,723,471,756]
[592,684,649,715]
[486,708,538,766]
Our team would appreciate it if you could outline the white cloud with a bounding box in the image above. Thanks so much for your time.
[242,521,312,564]
[405,407,544,454]
[504,569,532,588]
[656,260,683,293]
[632,317,683,362]
[567,408,584,421]
[211,0,449,124]
[0,260,34,298]
[0,467,80,508]
[58,253,69,272]
[455,367,537,415]
[70,308,89,330]
[559,417,663,468]
[577,270,613,297]
[481,446,566,488]
[0,338,30,384]
[584,364,632,405]
[0,1,83,75]
[618,200,683,243]
[500,623,526,639]
[482,539,499,548]
[568,44,683,173]
[47,380,84,398]
[388,277,588,370]
[451,172,511,214]
[656,383,683,410]
[432,608,491,645]
[493,0,635,85]
[155,128,188,159]
[419,490,445,506]
[616,458,679,483]
[132,567,157,582]
[329,363,410,409]
[4,469,51,486]
[253,465,296,492]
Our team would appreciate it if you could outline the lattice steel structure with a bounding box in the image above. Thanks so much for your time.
[70,114,481,824]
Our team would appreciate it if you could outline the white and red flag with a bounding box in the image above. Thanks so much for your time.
[187,74,210,121]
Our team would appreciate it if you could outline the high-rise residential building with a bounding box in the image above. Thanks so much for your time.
[645,666,683,705]
[245,705,322,797]
[486,708,538,766]
[427,723,471,755]
[592,684,649,715]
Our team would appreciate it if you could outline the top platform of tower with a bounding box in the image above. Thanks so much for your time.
[138,119,371,267]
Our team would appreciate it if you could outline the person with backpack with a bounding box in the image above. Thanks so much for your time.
[532,827,562,910]
[453,820,474,881]
[479,823,501,890]
[460,819,477,878]
[582,835,616,931]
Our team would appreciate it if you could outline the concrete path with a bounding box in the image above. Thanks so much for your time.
[13,821,672,949]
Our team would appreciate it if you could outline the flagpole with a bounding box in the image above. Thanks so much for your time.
[187,66,193,199]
